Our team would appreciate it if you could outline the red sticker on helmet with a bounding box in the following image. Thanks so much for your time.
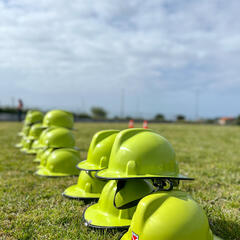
[132,231,139,240]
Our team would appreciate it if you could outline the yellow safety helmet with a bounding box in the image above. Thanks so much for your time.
[96,128,193,181]
[83,179,154,228]
[121,191,222,240]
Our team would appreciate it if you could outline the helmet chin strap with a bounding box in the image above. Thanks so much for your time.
[113,179,178,210]
[152,178,178,191]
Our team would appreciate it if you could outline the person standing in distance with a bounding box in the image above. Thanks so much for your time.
[17,99,23,122]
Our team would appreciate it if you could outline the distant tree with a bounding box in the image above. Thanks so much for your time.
[0,106,29,114]
[176,114,185,121]
[236,115,240,125]
[76,113,91,119]
[113,115,122,120]
[125,116,132,120]
[205,118,216,124]
[155,114,165,121]
[91,107,107,119]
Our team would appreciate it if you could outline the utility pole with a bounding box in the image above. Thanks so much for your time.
[81,97,85,112]
[136,96,140,118]
[11,97,15,108]
[195,90,199,120]
[120,88,125,118]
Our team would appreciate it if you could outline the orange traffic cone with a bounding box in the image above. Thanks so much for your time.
[143,120,148,129]
[128,119,134,128]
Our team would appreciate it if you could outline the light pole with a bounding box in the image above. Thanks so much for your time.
[120,88,125,118]
[195,90,199,120]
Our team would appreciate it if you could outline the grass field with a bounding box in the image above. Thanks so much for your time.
[0,122,239,240]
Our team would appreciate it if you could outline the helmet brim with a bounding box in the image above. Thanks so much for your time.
[76,160,104,171]
[24,150,36,155]
[62,184,101,199]
[27,149,38,155]
[33,157,41,163]
[35,168,79,177]
[83,204,131,229]
[96,169,194,181]
[15,143,23,148]
[27,136,35,141]
[31,144,45,150]
[20,148,27,154]
[20,147,35,155]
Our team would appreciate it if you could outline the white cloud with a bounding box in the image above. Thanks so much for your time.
[0,0,240,118]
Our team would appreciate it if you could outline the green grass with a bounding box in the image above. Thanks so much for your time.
[0,122,239,240]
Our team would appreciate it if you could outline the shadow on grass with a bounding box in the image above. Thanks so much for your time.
[82,199,98,205]
[83,225,127,240]
[61,195,98,205]
[211,219,240,240]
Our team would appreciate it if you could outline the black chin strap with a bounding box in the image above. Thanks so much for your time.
[113,179,177,210]
[153,179,175,191]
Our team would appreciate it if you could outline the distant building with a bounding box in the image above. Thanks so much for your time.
[218,117,235,125]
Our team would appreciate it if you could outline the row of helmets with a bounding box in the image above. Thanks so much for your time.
[16,112,221,240]
[16,109,81,176]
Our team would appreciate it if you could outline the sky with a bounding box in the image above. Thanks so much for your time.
[0,0,240,119]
